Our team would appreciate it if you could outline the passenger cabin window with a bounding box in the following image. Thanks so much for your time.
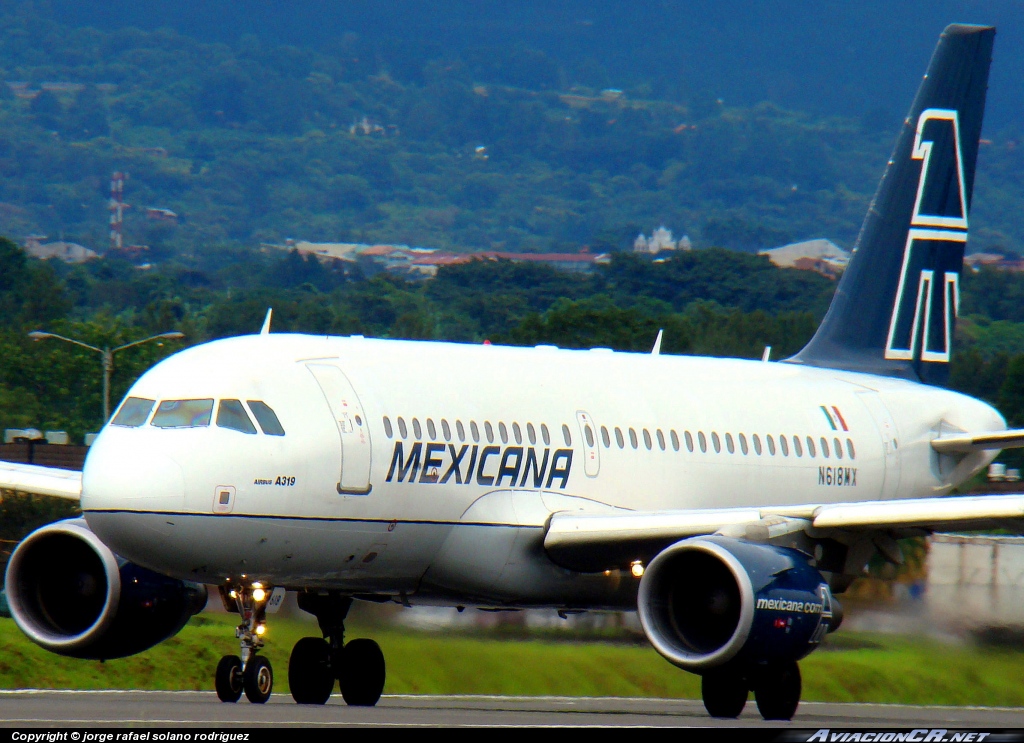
[601,426,611,448]
[779,436,789,456]
[725,433,735,454]
[383,416,394,438]
[615,427,625,448]
[541,424,551,446]
[398,417,408,438]
[484,422,494,443]
[629,428,638,449]
[806,437,816,458]
[527,423,537,445]
[471,421,480,442]
[427,419,436,439]
[413,418,422,439]
[442,419,451,441]
[767,434,776,455]
[247,401,286,436]
[793,436,803,457]
[753,434,762,455]
[457,420,466,442]
[739,433,748,455]
[685,431,694,452]
[512,422,523,444]
[657,429,666,451]
[562,424,572,447]
[151,399,213,429]
[643,429,652,450]
[111,397,154,427]
[698,432,707,453]
[499,422,508,444]
[846,439,856,459]
[821,437,830,458]
[671,430,680,452]
[217,400,257,434]
[711,432,721,453]
[584,426,595,447]
[834,438,843,459]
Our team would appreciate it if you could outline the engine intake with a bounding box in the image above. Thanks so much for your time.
[5,518,207,660]
[637,536,837,671]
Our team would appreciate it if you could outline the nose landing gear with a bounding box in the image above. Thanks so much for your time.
[289,591,386,706]
[215,583,273,704]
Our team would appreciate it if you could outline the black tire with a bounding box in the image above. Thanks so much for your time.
[289,637,334,705]
[215,655,243,703]
[340,638,386,707]
[753,660,801,721]
[243,655,274,704]
[701,670,748,718]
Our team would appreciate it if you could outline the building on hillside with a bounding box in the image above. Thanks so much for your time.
[963,252,1024,272]
[634,226,691,254]
[23,236,98,264]
[146,207,178,223]
[760,238,849,278]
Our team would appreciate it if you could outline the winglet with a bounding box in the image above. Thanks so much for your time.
[651,329,663,356]
[260,308,273,336]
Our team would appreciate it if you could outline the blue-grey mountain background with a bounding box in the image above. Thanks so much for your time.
[2,0,1024,442]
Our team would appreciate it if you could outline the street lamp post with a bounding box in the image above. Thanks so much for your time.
[28,330,185,423]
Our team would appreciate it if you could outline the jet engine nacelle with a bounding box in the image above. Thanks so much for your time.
[5,518,207,660]
[637,536,838,672]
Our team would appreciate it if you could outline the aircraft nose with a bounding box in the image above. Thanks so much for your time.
[81,431,185,511]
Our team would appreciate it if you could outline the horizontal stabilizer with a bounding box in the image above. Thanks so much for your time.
[0,461,81,500]
[931,429,1024,453]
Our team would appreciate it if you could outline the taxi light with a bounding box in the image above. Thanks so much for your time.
[228,590,237,599]
[255,624,266,636]
[252,587,267,603]
[630,560,645,578]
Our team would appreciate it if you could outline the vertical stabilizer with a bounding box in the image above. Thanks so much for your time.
[788,24,994,385]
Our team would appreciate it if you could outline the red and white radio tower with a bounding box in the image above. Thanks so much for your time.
[109,171,128,251]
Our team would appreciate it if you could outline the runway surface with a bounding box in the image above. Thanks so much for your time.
[0,691,1023,728]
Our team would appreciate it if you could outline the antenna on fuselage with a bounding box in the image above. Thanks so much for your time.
[762,346,772,362]
[651,329,663,356]
[260,308,273,336]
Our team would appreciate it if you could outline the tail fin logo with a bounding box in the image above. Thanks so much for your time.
[884,109,968,364]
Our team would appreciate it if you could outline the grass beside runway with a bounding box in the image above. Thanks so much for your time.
[0,613,1020,705]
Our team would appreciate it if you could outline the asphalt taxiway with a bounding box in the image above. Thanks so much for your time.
[0,691,1022,728]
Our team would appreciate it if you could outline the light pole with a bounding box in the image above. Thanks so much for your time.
[28,330,185,423]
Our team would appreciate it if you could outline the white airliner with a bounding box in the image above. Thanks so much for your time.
[1,23,1018,721]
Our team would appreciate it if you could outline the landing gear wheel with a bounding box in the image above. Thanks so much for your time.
[243,655,274,704]
[289,637,335,705]
[340,638,386,707]
[701,670,748,718]
[215,655,243,703]
[753,660,801,721]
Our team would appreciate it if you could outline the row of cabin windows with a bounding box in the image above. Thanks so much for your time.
[382,416,573,448]
[597,424,855,460]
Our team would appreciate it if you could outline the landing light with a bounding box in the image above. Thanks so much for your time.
[630,560,645,578]
[255,624,266,636]
[252,587,267,603]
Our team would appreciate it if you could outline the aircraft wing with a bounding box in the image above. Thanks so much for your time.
[931,429,1024,453]
[543,494,1024,571]
[0,461,82,501]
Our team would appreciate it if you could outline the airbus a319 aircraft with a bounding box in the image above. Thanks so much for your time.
[0,23,1017,721]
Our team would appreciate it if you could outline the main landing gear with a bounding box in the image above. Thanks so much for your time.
[289,591,386,706]
[701,660,802,721]
[216,583,274,704]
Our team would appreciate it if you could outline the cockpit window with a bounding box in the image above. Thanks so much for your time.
[247,400,285,436]
[217,399,257,435]
[151,399,214,428]
[111,397,155,427]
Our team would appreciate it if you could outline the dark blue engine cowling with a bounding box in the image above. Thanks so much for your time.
[637,535,838,671]
[5,519,207,660]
